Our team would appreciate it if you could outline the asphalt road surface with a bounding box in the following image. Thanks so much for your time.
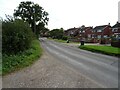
[40,38,118,88]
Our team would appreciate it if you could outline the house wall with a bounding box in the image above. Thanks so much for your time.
[103,26,112,36]
[90,26,112,43]
[85,28,92,38]
[112,28,120,35]
[64,28,79,37]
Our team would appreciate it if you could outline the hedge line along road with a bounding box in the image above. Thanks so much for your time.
[3,38,118,88]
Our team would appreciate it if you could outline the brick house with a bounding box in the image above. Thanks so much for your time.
[111,22,120,39]
[76,25,86,39]
[64,23,120,44]
[76,26,93,42]
[64,27,79,37]
[91,24,112,43]
[64,26,93,42]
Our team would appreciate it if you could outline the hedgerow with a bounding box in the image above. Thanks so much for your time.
[2,19,33,54]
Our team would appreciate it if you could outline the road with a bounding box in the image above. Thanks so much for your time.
[2,38,119,88]
[40,38,118,88]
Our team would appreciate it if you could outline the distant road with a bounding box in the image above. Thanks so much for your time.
[40,38,118,88]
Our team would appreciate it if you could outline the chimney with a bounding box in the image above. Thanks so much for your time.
[117,21,119,24]
[108,23,110,26]
[91,26,93,28]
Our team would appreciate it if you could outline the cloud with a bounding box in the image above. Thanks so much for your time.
[0,0,119,29]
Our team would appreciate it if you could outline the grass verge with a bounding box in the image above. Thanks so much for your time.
[2,40,42,75]
[48,38,80,44]
[79,45,120,57]
[48,38,67,43]
[54,39,67,43]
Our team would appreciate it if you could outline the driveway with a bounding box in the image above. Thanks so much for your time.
[2,38,118,88]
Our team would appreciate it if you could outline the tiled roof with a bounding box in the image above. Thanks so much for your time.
[93,25,108,30]
[79,27,92,31]
[112,22,120,28]
[65,28,79,32]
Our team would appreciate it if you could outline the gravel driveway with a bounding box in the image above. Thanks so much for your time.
[2,50,101,88]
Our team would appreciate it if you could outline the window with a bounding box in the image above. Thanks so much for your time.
[83,30,85,33]
[71,31,74,34]
[97,30,102,32]
[88,34,91,38]
[104,35,107,38]
[93,35,95,37]
[79,30,85,33]
[97,35,101,38]
[112,28,118,32]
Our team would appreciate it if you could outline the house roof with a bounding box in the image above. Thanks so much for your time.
[79,27,92,31]
[84,27,93,30]
[112,22,120,28]
[65,27,79,32]
[93,25,108,31]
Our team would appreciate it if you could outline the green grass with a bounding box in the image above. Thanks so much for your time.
[54,39,67,43]
[70,41,80,44]
[2,40,42,75]
[48,38,80,44]
[48,38,67,43]
[79,45,120,57]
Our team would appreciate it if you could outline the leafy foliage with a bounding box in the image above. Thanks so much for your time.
[62,36,68,40]
[49,28,64,39]
[2,19,33,54]
[2,40,42,75]
[14,1,49,36]
[111,41,120,48]
[111,36,120,48]
[36,23,49,37]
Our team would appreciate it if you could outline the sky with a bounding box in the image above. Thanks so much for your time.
[0,0,119,30]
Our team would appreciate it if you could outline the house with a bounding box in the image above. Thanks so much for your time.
[76,26,93,42]
[64,27,81,42]
[64,26,93,42]
[64,23,120,44]
[112,22,120,39]
[92,24,112,43]
[64,27,79,37]
[77,25,86,39]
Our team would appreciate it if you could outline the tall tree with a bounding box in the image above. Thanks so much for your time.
[49,29,64,39]
[14,1,49,36]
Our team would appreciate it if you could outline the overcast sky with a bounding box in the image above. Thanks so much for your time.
[0,0,119,30]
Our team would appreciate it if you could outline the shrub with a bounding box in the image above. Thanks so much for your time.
[100,38,106,44]
[62,36,68,40]
[2,40,42,75]
[49,29,63,39]
[111,37,120,48]
[2,19,33,54]
[111,41,120,48]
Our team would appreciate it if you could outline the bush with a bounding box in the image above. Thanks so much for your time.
[111,37,120,48]
[62,36,68,40]
[2,40,42,75]
[100,38,106,44]
[2,19,33,54]
[49,29,63,39]
[111,41,120,48]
